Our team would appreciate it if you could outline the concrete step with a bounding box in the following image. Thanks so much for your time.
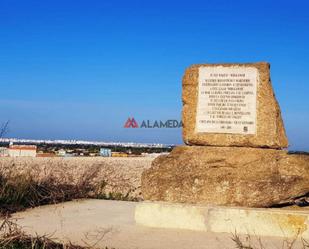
[135,201,309,239]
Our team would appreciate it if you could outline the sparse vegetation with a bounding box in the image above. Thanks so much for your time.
[231,231,309,249]
[0,217,116,249]
[94,180,139,202]
[0,167,96,215]
[0,157,151,216]
[95,191,138,202]
[0,218,85,249]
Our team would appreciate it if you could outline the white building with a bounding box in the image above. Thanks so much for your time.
[57,149,66,157]
[8,145,37,157]
[100,148,112,157]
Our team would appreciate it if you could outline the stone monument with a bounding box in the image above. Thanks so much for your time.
[141,62,309,208]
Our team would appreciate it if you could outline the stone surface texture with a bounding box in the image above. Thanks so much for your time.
[141,146,309,207]
[182,62,288,148]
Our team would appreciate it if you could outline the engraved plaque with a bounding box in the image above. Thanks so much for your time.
[196,66,258,134]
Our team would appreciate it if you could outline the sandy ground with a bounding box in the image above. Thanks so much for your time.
[0,157,153,199]
[7,199,299,249]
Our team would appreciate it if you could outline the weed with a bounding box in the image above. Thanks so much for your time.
[0,217,85,249]
[231,231,309,249]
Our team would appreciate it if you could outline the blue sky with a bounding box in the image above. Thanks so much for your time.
[0,0,308,151]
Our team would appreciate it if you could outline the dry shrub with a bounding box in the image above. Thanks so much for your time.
[0,164,100,215]
[0,157,151,215]
[0,217,115,249]
[0,217,85,249]
[231,231,309,249]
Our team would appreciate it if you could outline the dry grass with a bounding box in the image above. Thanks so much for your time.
[0,157,152,215]
[0,164,100,215]
[231,231,309,249]
[0,217,117,249]
[0,217,86,249]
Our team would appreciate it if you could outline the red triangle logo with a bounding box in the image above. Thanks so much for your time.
[124,117,139,128]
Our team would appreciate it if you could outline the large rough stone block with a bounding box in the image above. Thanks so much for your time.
[182,62,288,148]
[142,146,309,207]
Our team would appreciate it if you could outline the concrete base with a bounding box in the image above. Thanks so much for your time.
[135,201,309,239]
[6,199,306,248]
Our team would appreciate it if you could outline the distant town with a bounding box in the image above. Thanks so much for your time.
[0,138,174,158]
